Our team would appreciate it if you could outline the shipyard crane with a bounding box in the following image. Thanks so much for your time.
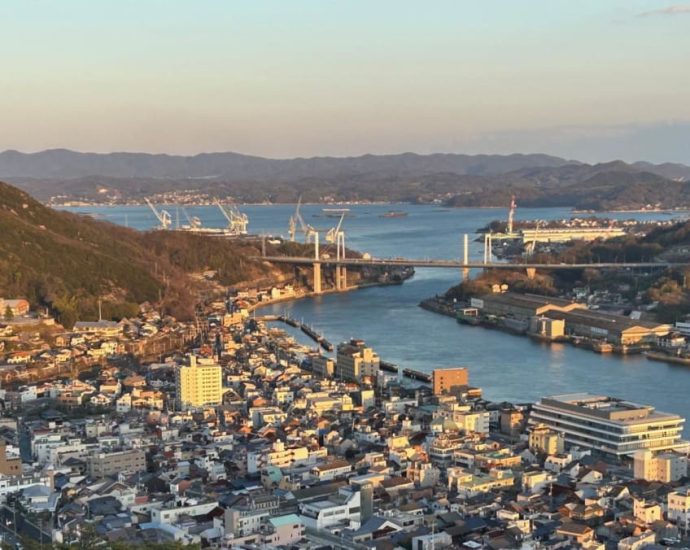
[181,206,202,229]
[288,196,311,242]
[215,199,249,236]
[145,198,172,230]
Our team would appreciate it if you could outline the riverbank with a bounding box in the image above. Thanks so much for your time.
[249,269,415,315]
[418,296,660,358]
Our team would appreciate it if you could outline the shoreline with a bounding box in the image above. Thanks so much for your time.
[248,277,412,316]
[418,296,659,358]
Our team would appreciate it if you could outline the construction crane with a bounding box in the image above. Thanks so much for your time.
[215,199,249,236]
[145,198,172,230]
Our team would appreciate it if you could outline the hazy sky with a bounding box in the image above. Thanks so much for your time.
[2,0,690,162]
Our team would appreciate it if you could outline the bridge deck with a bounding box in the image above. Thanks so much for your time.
[258,256,690,270]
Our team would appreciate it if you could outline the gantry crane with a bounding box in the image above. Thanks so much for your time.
[145,198,172,230]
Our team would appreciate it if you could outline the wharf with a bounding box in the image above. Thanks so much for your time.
[261,314,333,352]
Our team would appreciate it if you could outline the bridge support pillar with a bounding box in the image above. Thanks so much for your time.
[335,266,347,290]
[526,267,536,280]
[313,263,322,294]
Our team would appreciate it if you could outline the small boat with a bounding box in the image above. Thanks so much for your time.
[645,351,690,366]
[322,208,350,218]
[380,210,408,218]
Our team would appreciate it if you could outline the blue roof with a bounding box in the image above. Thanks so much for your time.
[269,514,302,527]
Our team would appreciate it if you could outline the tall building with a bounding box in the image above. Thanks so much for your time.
[176,355,223,410]
[432,367,468,396]
[529,393,687,458]
[336,339,380,382]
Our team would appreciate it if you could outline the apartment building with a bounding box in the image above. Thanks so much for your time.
[87,449,147,478]
[175,355,223,409]
[336,339,380,382]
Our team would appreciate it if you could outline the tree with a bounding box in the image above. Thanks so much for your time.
[3,305,13,321]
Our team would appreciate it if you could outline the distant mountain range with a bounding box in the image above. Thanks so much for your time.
[2,149,690,210]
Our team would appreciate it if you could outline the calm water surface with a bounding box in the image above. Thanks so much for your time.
[65,203,690,432]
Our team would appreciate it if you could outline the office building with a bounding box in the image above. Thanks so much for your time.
[176,355,223,409]
[529,393,687,457]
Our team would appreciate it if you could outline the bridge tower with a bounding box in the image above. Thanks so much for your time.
[483,233,493,264]
[462,233,469,282]
[336,232,347,290]
[311,232,322,294]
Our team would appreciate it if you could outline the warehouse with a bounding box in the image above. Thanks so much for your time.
[544,309,671,345]
[475,292,586,319]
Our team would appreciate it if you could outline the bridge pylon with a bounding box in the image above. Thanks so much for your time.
[462,233,470,282]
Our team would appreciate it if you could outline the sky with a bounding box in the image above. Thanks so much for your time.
[1,0,690,163]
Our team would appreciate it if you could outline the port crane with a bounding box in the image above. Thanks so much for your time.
[181,206,202,229]
[145,198,172,230]
[288,196,317,242]
[215,199,249,236]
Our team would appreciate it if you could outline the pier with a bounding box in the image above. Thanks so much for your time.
[261,314,334,352]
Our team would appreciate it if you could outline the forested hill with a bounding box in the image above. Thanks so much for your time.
[3,149,690,210]
[0,181,288,326]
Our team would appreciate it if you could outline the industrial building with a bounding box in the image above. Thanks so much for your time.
[475,293,586,319]
[529,393,688,458]
[543,309,671,345]
[519,226,626,244]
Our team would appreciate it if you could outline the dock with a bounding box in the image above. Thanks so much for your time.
[261,315,333,352]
